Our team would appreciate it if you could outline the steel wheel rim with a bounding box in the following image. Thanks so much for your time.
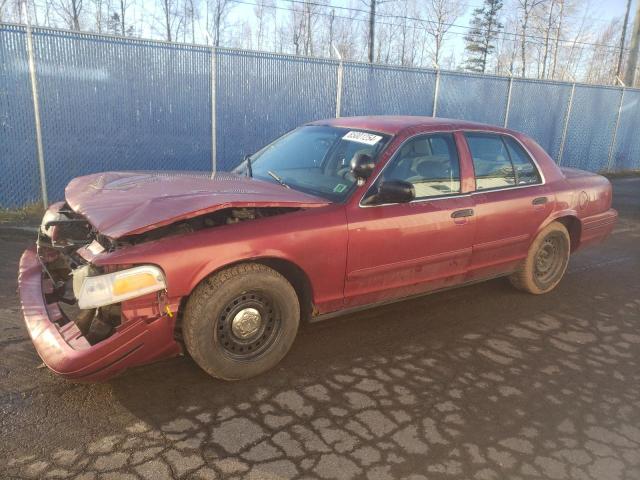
[534,232,566,286]
[215,291,281,360]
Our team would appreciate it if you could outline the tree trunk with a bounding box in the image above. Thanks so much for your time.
[521,11,528,77]
[164,0,172,41]
[72,0,80,30]
[541,0,555,78]
[617,0,632,78]
[551,0,564,79]
[368,0,376,63]
[120,0,125,35]
[624,0,640,86]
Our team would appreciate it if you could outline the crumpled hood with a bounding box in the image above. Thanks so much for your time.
[65,171,329,238]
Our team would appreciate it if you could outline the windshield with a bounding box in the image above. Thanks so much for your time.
[238,125,390,202]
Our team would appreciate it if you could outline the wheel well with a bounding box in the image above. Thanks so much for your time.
[555,216,581,252]
[254,258,315,322]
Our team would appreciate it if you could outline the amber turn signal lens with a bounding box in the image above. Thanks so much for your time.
[112,272,159,296]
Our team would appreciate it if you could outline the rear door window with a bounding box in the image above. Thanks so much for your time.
[465,133,515,190]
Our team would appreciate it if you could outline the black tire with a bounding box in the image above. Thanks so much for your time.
[509,221,571,295]
[183,263,300,380]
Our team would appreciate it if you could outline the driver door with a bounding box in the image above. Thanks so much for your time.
[344,133,476,307]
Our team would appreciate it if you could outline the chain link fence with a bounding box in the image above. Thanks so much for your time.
[1,23,639,208]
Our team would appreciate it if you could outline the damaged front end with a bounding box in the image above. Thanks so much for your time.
[18,203,181,381]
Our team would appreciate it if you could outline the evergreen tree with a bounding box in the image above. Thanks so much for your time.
[464,0,504,73]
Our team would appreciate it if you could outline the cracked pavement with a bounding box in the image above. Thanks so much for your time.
[1,177,639,480]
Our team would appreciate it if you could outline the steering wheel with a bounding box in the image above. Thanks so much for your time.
[337,166,352,179]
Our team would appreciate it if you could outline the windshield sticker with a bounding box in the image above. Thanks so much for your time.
[343,131,383,145]
[333,183,348,193]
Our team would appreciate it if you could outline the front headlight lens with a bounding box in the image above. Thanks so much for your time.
[77,265,166,309]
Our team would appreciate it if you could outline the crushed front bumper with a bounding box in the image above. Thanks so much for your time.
[18,248,181,381]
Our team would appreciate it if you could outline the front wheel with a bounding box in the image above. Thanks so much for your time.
[509,221,571,294]
[183,263,300,380]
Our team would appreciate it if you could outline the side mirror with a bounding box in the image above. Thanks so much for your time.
[377,180,415,204]
[350,153,375,181]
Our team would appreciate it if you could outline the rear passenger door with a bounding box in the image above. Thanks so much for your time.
[464,132,552,280]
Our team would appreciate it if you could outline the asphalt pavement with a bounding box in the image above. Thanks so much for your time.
[1,177,639,480]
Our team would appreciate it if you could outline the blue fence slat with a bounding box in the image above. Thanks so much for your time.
[437,71,509,125]
[561,85,622,171]
[612,89,640,171]
[216,50,337,170]
[32,29,212,202]
[341,63,436,117]
[0,25,41,208]
[508,79,572,161]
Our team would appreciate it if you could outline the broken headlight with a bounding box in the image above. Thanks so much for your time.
[76,265,166,309]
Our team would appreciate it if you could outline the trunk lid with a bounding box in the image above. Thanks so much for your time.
[65,171,329,238]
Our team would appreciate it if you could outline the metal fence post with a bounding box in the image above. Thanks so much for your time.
[606,86,626,172]
[22,3,48,207]
[333,46,343,118]
[557,82,576,166]
[432,68,440,117]
[210,47,217,174]
[504,75,513,127]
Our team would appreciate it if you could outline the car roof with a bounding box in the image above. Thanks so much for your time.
[308,115,510,136]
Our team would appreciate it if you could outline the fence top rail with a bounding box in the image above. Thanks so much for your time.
[2,21,639,94]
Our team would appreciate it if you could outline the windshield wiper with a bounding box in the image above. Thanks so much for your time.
[267,170,290,188]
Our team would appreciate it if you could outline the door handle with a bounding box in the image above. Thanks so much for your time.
[451,208,474,218]
[532,196,548,206]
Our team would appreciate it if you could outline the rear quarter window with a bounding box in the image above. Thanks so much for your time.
[504,137,542,185]
[465,133,542,190]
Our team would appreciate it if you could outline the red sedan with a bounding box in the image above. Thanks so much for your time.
[18,116,617,381]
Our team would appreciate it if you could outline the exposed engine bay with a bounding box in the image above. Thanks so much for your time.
[37,204,299,345]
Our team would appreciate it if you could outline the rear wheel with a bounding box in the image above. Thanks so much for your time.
[183,263,300,380]
[509,222,570,294]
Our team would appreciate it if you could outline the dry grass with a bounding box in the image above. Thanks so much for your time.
[0,202,45,225]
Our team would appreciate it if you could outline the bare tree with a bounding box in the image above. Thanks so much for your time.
[366,0,376,63]
[421,0,466,66]
[0,0,11,21]
[92,0,104,31]
[205,0,231,46]
[616,0,632,78]
[285,0,322,56]
[550,0,568,79]
[584,19,620,84]
[494,12,519,74]
[254,0,273,50]
[539,0,557,78]
[625,0,640,86]
[288,2,305,54]
[559,2,590,80]
[332,6,361,60]
[52,0,84,29]
[181,0,198,42]
[516,0,546,77]
[158,0,182,41]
